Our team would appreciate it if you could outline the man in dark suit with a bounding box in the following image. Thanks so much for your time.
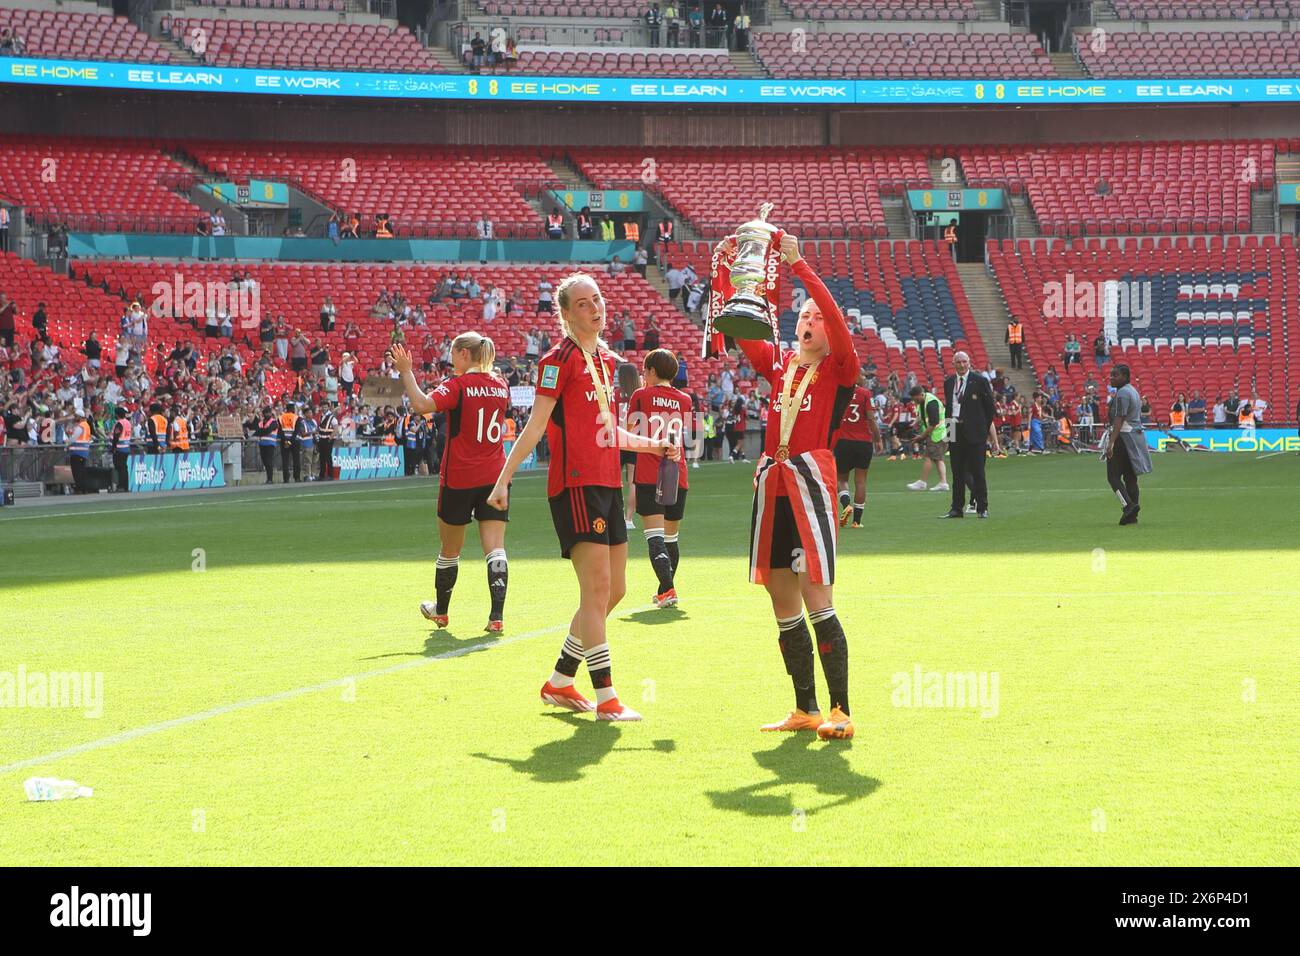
[940,350,999,518]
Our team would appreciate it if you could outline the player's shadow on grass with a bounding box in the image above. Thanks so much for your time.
[359,630,501,661]
[706,734,880,818]
[473,714,675,783]
[621,606,687,626]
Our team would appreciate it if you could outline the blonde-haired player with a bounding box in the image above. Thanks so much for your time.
[488,274,678,720]
[391,333,512,632]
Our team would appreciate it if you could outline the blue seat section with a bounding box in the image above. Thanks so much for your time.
[1115,271,1270,341]
[779,276,967,343]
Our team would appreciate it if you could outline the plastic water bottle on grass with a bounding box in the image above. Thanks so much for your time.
[24,777,93,801]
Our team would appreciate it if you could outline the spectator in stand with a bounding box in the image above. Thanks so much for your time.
[327,212,341,245]
[470,32,487,70]
[210,210,227,237]
[30,302,49,344]
[482,289,498,324]
[339,352,357,398]
[1063,333,1081,368]
[311,339,330,379]
[82,332,102,372]
[343,320,361,357]
[685,278,706,317]
[633,246,649,276]
[608,256,627,276]
[1043,366,1060,404]
[290,330,310,374]
[618,312,636,351]
[475,214,494,240]
[503,36,519,68]
[344,213,360,239]
[195,217,211,236]
[642,315,660,351]
[1093,331,1109,369]
[0,205,9,253]
[273,316,290,362]
[524,328,540,363]
[0,293,14,349]
[1187,390,1207,427]
[421,333,439,373]
[536,277,554,313]
[687,4,702,47]
[320,296,336,334]
[429,274,455,304]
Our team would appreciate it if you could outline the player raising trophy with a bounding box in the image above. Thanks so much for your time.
[712,226,860,740]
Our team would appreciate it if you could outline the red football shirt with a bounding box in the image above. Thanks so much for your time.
[738,260,858,465]
[429,370,509,489]
[835,385,875,443]
[628,383,691,488]
[535,338,621,497]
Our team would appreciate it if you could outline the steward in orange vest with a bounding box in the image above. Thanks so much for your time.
[546,212,565,239]
[279,404,302,482]
[169,412,190,452]
[147,403,169,454]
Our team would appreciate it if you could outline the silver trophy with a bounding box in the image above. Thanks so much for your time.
[713,203,781,341]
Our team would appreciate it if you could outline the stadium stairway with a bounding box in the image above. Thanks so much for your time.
[425,46,466,71]
[727,50,767,78]
[956,260,1038,393]
[1011,195,1041,238]
[1252,191,1277,234]
[882,199,913,239]
[1049,51,1086,79]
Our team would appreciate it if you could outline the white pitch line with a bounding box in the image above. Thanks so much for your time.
[1255,451,1287,460]
[0,605,652,776]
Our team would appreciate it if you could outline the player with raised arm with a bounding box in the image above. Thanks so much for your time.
[628,348,692,608]
[727,232,860,740]
[390,334,511,633]
[487,274,679,721]
[834,372,881,529]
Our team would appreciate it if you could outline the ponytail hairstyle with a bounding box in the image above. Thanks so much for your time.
[451,331,499,378]
[617,362,640,397]
[553,272,609,350]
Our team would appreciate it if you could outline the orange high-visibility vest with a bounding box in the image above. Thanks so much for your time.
[1237,405,1253,426]
[69,420,92,456]
[1170,407,1185,427]
[623,221,640,243]
[1057,417,1072,442]
[547,214,563,231]
[1007,323,1022,344]
[503,417,517,442]
[150,414,169,447]
[376,219,393,238]
[115,417,132,452]
[943,225,957,244]
[280,411,299,437]
[169,416,190,451]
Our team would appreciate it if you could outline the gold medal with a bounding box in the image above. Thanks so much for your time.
[773,356,822,464]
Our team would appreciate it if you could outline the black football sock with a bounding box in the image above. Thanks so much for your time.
[644,529,675,594]
[838,488,851,510]
[584,642,616,704]
[434,554,459,615]
[664,533,680,574]
[777,613,819,714]
[485,548,508,621]
[809,606,850,715]
[549,634,584,688]
[853,499,865,525]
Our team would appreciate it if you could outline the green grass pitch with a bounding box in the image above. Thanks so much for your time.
[1,452,1297,866]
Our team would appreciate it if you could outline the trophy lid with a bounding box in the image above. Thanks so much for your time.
[737,203,778,235]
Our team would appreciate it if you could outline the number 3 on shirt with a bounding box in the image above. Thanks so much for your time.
[477,407,503,444]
